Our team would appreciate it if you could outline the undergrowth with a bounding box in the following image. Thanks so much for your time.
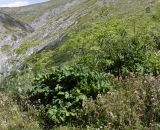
[1,0,160,130]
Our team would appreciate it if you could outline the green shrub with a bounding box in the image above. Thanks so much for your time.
[75,32,153,79]
[102,41,152,77]
[28,65,113,125]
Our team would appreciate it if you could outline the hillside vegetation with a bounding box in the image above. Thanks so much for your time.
[1,0,160,130]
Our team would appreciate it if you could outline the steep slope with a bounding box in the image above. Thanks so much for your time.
[0,0,158,76]
[0,12,33,32]
[0,12,34,75]
[0,0,119,76]
[23,0,160,70]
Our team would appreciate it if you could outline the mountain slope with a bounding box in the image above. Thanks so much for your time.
[1,0,160,129]
[0,12,34,32]
[0,11,34,75]
[0,0,123,76]
[0,0,100,75]
[0,0,159,76]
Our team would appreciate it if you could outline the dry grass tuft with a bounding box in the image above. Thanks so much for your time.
[75,75,160,130]
[0,92,40,130]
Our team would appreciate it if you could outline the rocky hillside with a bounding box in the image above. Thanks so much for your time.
[0,11,34,74]
[0,0,115,76]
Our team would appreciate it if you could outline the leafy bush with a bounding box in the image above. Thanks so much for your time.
[102,40,152,78]
[53,16,159,78]
[29,65,113,125]
[74,30,153,79]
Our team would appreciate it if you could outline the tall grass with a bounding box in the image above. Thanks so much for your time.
[0,92,40,130]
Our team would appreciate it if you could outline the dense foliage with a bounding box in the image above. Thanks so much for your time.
[29,65,113,125]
